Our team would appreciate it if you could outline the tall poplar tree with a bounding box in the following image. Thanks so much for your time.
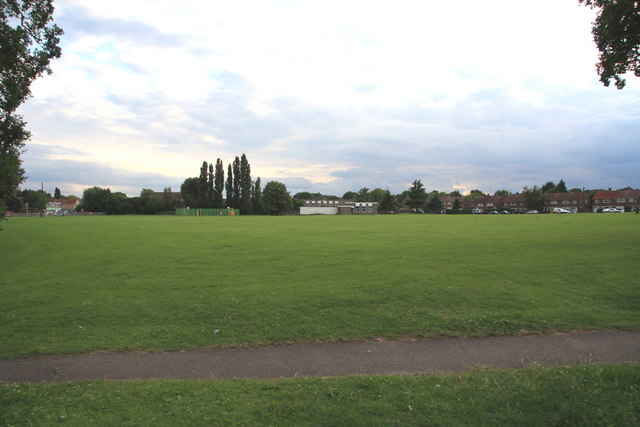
[198,161,208,208]
[207,162,214,208]
[232,156,241,209]
[252,177,262,214]
[239,153,253,214]
[213,158,224,208]
[225,163,234,208]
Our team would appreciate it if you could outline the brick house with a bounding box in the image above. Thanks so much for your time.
[467,195,504,213]
[591,190,640,212]
[441,195,461,211]
[502,193,526,213]
[544,192,591,213]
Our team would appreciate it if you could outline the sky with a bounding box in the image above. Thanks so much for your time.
[19,0,640,197]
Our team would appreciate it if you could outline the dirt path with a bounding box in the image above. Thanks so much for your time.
[1,331,638,382]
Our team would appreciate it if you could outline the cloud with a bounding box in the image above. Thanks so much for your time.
[14,0,640,199]
[58,5,188,48]
[22,154,180,197]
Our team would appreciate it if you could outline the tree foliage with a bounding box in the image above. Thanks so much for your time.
[198,161,208,208]
[19,188,48,211]
[225,164,233,208]
[406,179,427,211]
[77,187,115,214]
[579,0,640,89]
[379,188,397,213]
[341,191,357,200]
[252,176,262,214]
[425,191,443,213]
[138,189,163,214]
[523,185,546,212]
[239,153,252,214]
[541,181,556,193]
[556,179,568,193]
[180,177,199,208]
[262,181,292,215]
[213,158,224,208]
[0,0,62,220]
[232,156,241,209]
[161,187,176,211]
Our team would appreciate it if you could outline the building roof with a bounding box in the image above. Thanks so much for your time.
[503,193,524,203]
[544,192,585,201]
[440,195,459,203]
[50,198,80,204]
[592,190,640,200]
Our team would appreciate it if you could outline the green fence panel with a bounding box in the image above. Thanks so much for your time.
[175,208,239,216]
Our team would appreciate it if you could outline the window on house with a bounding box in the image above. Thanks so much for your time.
[550,201,558,205]
[603,199,611,203]
[616,199,625,203]
[562,200,569,204]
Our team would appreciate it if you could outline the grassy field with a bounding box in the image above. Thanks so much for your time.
[2,364,639,425]
[1,213,639,358]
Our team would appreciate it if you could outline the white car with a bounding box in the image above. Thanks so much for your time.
[602,208,622,213]
[552,208,572,214]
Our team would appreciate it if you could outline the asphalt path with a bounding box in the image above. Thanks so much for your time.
[1,331,638,382]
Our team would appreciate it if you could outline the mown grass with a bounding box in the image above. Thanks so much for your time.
[1,214,638,358]
[1,364,638,426]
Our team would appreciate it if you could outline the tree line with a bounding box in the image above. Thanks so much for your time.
[179,154,293,215]
[179,154,261,213]
[293,178,622,214]
[8,172,635,216]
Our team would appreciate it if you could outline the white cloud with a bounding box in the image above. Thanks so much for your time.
[17,0,640,197]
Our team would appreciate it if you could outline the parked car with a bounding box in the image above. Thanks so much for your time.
[552,208,571,214]
[602,208,622,213]
[526,210,539,214]
[488,210,499,214]
[499,210,510,214]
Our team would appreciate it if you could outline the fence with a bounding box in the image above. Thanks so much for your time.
[175,208,239,216]
[4,211,105,217]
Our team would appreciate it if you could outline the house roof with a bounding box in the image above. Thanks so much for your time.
[503,193,524,202]
[440,195,459,203]
[470,195,503,204]
[544,192,585,201]
[592,190,640,200]
[50,198,81,205]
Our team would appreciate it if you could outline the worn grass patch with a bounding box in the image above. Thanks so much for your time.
[1,214,638,358]
[1,364,638,425]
